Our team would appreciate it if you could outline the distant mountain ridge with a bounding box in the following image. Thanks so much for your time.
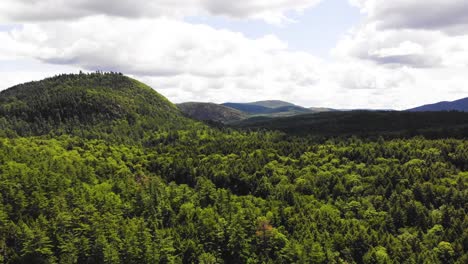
[222,100,329,116]
[178,100,337,123]
[245,100,296,108]
[222,103,273,115]
[177,102,247,123]
[408,97,468,112]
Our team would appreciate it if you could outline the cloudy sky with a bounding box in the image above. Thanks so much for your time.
[1,0,467,109]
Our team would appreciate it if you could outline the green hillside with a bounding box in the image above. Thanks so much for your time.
[222,101,315,117]
[0,74,466,264]
[0,72,190,140]
[178,102,247,123]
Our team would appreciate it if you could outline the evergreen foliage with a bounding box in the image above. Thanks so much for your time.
[0,73,466,263]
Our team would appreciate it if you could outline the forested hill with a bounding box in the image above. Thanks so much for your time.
[0,72,191,139]
[177,102,247,123]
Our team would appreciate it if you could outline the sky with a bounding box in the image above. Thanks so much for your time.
[0,0,467,110]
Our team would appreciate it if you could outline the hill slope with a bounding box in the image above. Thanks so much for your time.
[246,100,295,108]
[0,72,189,138]
[408,97,468,112]
[221,102,273,114]
[177,102,247,123]
[265,105,313,116]
[309,107,335,112]
[222,101,314,116]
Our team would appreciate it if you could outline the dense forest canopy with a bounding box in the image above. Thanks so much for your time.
[233,110,468,139]
[0,73,466,264]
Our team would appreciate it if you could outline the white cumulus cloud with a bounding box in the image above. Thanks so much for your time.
[0,0,322,24]
[0,17,332,106]
[350,0,468,34]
